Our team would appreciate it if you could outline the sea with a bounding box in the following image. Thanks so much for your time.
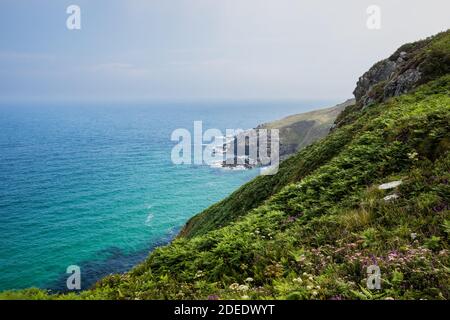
[0,100,333,291]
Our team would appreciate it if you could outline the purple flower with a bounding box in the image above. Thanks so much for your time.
[432,203,449,212]
[370,255,378,265]
[286,213,302,223]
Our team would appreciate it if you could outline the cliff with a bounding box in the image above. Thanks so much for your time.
[258,99,355,159]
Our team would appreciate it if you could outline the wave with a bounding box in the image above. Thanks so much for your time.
[145,211,154,226]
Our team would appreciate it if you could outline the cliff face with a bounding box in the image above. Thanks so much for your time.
[354,30,450,107]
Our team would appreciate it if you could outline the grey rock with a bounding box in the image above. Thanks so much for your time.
[378,180,403,190]
[383,194,399,202]
[384,69,421,98]
[353,59,397,104]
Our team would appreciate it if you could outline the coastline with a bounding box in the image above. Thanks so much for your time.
[72,101,350,292]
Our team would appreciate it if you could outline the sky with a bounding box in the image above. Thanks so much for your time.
[0,0,449,103]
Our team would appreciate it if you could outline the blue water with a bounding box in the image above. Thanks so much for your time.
[0,100,332,291]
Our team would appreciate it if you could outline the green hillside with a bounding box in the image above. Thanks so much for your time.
[1,30,449,300]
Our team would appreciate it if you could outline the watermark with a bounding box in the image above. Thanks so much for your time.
[66,265,81,290]
[171,121,279,175]
[66,5,81,30]
[366,265,381,290]
[366,5,381,30]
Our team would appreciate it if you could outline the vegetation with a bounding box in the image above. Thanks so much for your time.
[1,31,449,301]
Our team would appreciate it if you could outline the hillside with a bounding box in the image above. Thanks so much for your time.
[1,30,449,300]
[218,99,353,170]
[257,99,354,159]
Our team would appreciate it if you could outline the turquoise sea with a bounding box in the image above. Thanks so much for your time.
[0,100,332,291]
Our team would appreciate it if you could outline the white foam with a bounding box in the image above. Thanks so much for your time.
[145,212,154,226]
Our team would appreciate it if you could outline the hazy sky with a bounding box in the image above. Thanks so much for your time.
[0,0,449,102]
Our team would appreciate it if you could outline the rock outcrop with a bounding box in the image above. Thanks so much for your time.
[354,30,450,107]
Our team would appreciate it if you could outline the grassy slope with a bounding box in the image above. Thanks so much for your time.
[1,31,449,300]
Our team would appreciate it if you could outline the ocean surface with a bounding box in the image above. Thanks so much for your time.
[0,100,333,291]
